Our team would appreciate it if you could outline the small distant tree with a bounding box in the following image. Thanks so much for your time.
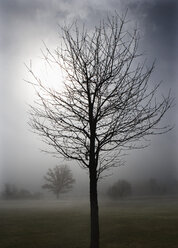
[32,192,43,200]
[2,183,18,200]
[42,165,75,199]
[108,180,132,199]
[148,178,166,196]
[18,189,32,199]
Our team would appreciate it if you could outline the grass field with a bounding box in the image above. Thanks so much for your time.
[0,197,178,248]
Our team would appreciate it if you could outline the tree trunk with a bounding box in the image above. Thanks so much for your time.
[89,168,99,248]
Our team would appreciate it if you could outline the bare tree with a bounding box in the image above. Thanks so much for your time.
[42,165,75,199]
[108,179,132,199]
[27,13,173,248]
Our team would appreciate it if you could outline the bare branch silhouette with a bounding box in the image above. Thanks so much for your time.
[27,13,173,248]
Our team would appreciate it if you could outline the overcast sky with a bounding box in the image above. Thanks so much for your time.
[0,0,177,192]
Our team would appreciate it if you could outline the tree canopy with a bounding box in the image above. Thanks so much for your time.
[42,165,75,199]
[28,14,172,180]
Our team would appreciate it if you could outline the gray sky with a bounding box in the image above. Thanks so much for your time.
[0,0,177,192]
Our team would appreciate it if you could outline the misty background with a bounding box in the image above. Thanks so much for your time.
[0,0,177,198]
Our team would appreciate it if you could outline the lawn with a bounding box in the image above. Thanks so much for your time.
[0,197,178,248]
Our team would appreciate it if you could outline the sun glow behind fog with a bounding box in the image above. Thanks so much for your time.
[26,55,65,96]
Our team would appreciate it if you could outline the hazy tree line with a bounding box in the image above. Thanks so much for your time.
[0,165,75,200]
[0,183,43,200]
[132,178,178,197]
[107,178,178,200]
[1,176,178,201]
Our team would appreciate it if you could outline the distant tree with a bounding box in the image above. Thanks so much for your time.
[108,180,132,199]
[167,179,178,195]
[18,189,32,199]
[27,13,173,248]
[32,192,43,200]
[42,165,75,199]
[2,183,18,200]
[148,178,166,196]
[1,184,44,200]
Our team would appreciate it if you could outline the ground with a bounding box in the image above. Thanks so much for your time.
[0,197,178,248]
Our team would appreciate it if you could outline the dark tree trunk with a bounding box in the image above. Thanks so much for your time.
[89,168,99,248]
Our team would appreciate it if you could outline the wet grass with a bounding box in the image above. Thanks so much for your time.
[0,197,178,248]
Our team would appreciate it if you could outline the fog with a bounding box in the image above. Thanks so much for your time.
[0,0,177,199]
